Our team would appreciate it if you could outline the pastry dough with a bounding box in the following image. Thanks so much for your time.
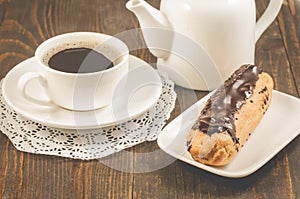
[187,65,273,166]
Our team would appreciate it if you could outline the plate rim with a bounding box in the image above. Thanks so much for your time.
[2,55,162,129]
[157,90,300,178]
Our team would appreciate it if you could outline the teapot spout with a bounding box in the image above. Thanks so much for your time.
[126,0,172,59]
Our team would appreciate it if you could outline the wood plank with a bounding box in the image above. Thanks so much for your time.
[254,1,298,199]
[0,1,7,26]
[256,0,298,95]
[277,0,300,198]
[278,0,300,94]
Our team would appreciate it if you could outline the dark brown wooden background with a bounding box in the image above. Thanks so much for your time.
[0,0,300,198]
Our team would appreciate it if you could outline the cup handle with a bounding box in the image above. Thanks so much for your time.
[18,72,52,105]
[255,0,283,43]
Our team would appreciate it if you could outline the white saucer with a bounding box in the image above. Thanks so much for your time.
[157,90,300,178]
[2,55,162,129]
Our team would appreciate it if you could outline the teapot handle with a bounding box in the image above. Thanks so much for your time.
[255,0,283,43]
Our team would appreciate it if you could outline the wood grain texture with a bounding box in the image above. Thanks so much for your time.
[0,0,300,198]
[277,1,300,198]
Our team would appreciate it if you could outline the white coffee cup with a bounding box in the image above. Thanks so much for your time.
[18,32,129,111]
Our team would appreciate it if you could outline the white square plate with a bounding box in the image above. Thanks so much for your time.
[157,90,300,178]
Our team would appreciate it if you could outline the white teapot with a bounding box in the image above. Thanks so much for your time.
[126,0,283,90]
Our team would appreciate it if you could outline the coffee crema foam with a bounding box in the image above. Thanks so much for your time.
[42,41,100,66]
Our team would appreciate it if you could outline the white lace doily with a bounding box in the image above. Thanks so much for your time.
[0,75,176,160]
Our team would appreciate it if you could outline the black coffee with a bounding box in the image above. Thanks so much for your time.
[48,47,114,73]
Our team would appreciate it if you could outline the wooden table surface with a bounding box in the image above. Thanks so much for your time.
[1,0,300,198]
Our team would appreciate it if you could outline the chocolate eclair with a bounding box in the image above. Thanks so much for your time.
[187,64,273,166]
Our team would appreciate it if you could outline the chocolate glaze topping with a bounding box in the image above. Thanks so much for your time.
[192,64,263,144]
